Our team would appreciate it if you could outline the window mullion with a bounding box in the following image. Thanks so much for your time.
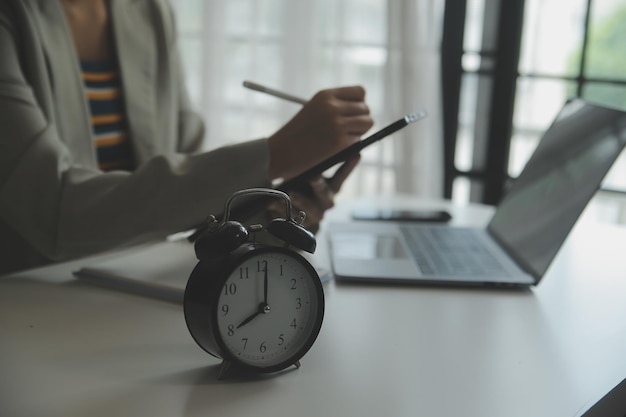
[576,0,594,97]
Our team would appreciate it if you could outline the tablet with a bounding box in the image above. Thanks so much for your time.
[277,109,428,194]
[188,109,427,240]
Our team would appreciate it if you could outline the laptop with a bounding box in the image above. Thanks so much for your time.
[580,378,626,417]
[329,99,626,287]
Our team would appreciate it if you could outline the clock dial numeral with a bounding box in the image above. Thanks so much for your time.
[224,283,237,295]
[241,338,248,350]
[239,267,249,279]
[221,304,229,316]
[295,297,302,309]
[290,318,297,329]
[290,278,297,289]
[257,260,267,272]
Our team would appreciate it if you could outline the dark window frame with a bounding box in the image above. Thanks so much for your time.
[441,0,626,205]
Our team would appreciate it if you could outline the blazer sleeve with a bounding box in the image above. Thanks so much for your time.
[0,7,272,264]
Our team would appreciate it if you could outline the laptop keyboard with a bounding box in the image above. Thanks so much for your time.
[399,225,511,277]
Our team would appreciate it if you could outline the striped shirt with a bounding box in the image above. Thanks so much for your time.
[80,60,135,171]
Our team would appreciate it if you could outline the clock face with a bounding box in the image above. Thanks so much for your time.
[215,248,323,370]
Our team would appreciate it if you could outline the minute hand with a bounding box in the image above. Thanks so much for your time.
[263,265,268,304]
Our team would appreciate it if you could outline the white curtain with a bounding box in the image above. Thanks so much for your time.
[386,0,444,198]
[173,0,444,199]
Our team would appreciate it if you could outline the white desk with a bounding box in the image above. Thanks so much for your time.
[2,197,626,417]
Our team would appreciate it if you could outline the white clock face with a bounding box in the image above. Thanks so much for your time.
[216,250,322,368]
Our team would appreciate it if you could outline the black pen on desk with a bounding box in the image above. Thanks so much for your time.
[243,80,308,105]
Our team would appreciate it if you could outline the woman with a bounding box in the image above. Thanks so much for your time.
[0,0,373,274]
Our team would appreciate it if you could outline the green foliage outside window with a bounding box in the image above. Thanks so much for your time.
[566,5,626,109]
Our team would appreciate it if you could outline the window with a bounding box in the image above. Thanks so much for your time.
[170,0,445,202]
[170,0,393,199]
[443,0,626,224]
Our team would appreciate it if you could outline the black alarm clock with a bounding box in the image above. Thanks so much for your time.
[184,188,325,379]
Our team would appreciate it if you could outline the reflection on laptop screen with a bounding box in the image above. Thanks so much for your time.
[487,100,626,278]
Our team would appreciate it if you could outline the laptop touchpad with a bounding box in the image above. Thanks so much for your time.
[332,233,409,260]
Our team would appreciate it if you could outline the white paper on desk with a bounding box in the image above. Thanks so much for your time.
[73,240,195,304]
[73,240,332,304]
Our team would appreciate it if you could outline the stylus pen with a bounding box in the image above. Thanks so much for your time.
[243,80,308,105]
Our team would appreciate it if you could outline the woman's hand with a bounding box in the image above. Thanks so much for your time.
[268,155,361,233]
[267,86,373,181]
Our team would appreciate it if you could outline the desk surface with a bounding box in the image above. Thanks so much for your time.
[2,197,626,417]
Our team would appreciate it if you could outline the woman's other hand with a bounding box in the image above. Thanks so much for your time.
[267,155,360,234]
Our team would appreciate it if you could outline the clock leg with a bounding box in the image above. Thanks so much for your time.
[294,360,301,369]
[218,360,232,380]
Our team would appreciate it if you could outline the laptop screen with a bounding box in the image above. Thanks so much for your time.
[487,100,626,279]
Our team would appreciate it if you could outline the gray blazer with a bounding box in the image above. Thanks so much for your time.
[0,0,271,274]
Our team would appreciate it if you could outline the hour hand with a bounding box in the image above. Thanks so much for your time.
[236,303,270,329]
[236,309,261,329]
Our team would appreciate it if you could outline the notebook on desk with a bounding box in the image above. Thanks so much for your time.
[74,239,333,303]
[329,99,626,287]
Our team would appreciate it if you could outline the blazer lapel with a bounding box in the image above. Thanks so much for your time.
[35,0,96,167]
